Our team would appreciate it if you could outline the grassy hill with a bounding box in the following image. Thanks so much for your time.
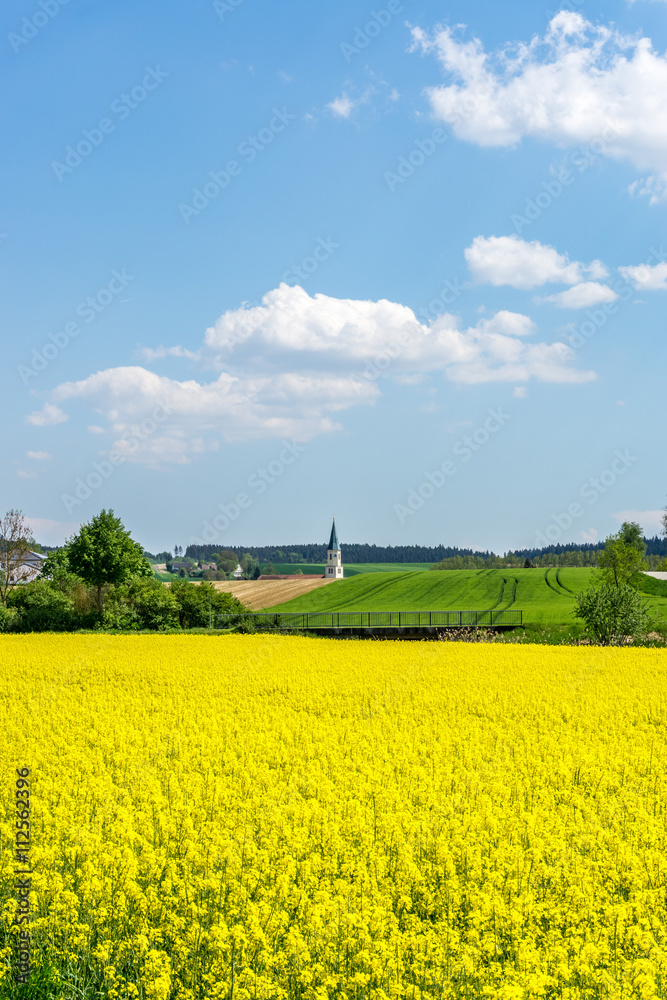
[265,568,667,626]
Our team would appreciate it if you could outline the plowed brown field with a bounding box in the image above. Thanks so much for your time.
[212,578,331,610]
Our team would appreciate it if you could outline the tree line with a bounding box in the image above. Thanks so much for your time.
[184,537,667,569]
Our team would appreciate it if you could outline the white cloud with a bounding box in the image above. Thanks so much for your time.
[465,235,606,289]
[35,284,597,465]
[328,94,354,118]
[543,282,618,308]
[475,310,535,336]
[618,261,667,290]
[414,14,667,201]
[26,451,51,461]
[580,528,599,543]
[139,345,200,361]
[612,509,665,533]
[203,284,594,383]
[17,469,38,479]
[48,365,378,465]
[26,403,68,426]
[513,386,528,398]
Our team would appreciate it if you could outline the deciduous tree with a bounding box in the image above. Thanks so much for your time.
[67,509,151,615]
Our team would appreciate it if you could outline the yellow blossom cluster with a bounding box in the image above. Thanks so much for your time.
[0,634,667,999]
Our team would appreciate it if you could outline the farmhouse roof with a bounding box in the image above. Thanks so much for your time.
[328,517,339,551]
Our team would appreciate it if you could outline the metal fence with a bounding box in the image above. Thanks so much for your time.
[215,609,523,630]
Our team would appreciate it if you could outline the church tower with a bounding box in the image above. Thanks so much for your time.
[325,517,344,580]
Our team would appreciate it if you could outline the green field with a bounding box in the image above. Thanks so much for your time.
[266,568,667,625]
[272,562,433,576]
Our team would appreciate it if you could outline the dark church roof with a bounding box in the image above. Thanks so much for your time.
[328,517,339,551]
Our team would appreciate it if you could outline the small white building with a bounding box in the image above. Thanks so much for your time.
[233,563,243,580]
[325,517,344,580]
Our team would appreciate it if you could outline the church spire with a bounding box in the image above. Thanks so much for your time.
[328,516,339,551]
[325,517,343,580]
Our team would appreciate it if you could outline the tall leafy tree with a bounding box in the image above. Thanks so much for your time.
[67,509,152,614]
[597,521,645,589]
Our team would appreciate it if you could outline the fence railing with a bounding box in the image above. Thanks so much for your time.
[215,609,523,630]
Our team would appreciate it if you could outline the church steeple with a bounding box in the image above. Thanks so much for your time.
[328,517,339,552]
[325,516,343,580]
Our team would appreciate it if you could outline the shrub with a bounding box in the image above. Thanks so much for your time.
[574,584,651,645]
[7,582,78,632]
[170,579,246,629]
[0,604,17,632]
[103,578,180,631]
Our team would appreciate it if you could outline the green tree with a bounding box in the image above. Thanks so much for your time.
[215,550,238,575]
[618,520,646,558]
[169,579,245,628]
[263,562,275,575]
[597,522,645,588]
[240,553,260,579]
[39,548,82,592]
[574,584,651,645]
[67,510,152,615]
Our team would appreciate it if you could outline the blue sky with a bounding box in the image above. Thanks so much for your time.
[2,0,666,554]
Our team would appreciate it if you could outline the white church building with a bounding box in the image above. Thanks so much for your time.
[325,517,344,580]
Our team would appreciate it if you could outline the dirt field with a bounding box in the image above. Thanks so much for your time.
[212,578,331,610]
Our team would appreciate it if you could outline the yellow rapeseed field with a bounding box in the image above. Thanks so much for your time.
[1,635,667,1000]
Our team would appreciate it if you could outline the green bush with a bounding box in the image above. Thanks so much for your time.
[170,579,246,628]
[574,584,651,644]
[103,578,180,631]
[7,582,78,632]
[0,604,17,632]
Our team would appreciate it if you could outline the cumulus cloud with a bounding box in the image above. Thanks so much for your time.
[465,235,607,289]
[543,282,618,308]
[618,261,667,290]
[413,14,667,201]
[202,284,593,383]
[47,366,378,465]
[328,95,354,118]
[26,403,68,426]
[33,284,596,465]
[26,451,51,460]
